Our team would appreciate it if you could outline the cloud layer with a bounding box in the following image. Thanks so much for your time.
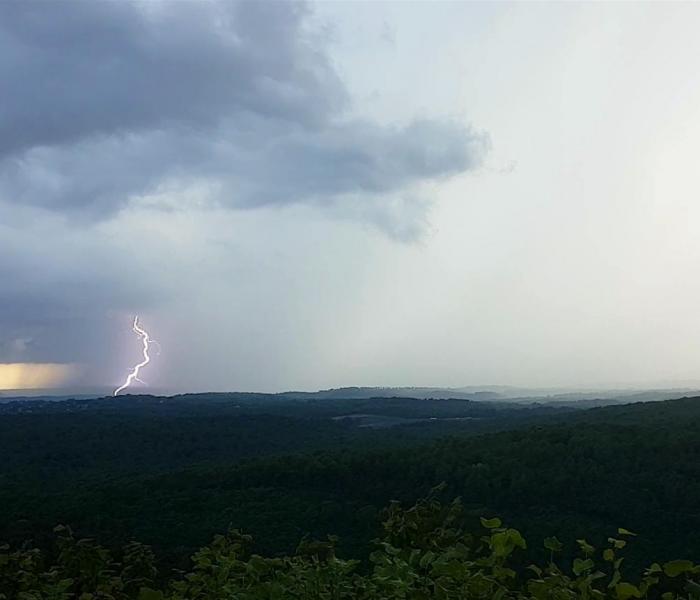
[0,1,487,232]
[0,1,487,380]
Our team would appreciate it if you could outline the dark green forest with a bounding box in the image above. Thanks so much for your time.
[2,393,700,598]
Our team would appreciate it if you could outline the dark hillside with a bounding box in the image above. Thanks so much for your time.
[2,395,700,570]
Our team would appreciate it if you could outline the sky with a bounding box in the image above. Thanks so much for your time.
[2,0,700,394]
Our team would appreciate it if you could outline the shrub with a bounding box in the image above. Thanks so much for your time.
[1,490,698,599]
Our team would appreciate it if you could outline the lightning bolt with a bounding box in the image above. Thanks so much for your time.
[113,316,157,396]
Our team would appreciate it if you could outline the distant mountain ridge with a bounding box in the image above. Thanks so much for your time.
[2,384,699,408]
[276,385,700,406]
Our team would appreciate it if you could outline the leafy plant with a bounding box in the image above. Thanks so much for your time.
[1,492,699,599]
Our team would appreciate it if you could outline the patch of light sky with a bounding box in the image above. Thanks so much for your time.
[305,1,700,389]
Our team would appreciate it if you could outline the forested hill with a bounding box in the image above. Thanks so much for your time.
[0,394,574,479]
[2,394,700,574]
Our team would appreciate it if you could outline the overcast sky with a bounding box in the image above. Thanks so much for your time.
[2,0,700,393]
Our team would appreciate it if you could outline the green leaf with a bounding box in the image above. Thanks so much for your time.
[507,528,527,550]
[419,551,435,569]
[480,517,502,529]
[603,549,615,562]
[663,560,696,578]
[608,570,622,589]
[544,536,563,552]
[577,539,595,555]
[616,582,642,599]
[573,558,594,576]
[618,528,637,537]
[490,529,526,558]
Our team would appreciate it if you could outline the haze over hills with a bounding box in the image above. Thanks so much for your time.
[277,385,700,405]
[3,384,700,408]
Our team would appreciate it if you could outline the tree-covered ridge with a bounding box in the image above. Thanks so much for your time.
[5,412,697,566]
[2,491,699,600]
[4,396,700,581]
[0,395,569,482]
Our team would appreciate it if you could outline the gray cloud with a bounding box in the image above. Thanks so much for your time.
[0,212,164,368]
[0,0,488,232]
[0,1,343,156]
[0,0,488,377]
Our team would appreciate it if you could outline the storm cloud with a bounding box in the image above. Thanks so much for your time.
[0,0,491,387]
[0,1,487,227]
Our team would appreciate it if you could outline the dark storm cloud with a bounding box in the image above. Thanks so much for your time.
[0,1,343,157]
[0,0,488,227]
[0,216,163,366]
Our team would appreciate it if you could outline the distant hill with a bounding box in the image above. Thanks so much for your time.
[277,386,502,401]
[3,384,699,407]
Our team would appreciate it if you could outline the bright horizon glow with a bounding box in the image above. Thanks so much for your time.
[0,363,76,390]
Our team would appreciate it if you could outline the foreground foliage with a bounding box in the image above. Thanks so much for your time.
[2,490,699,600]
